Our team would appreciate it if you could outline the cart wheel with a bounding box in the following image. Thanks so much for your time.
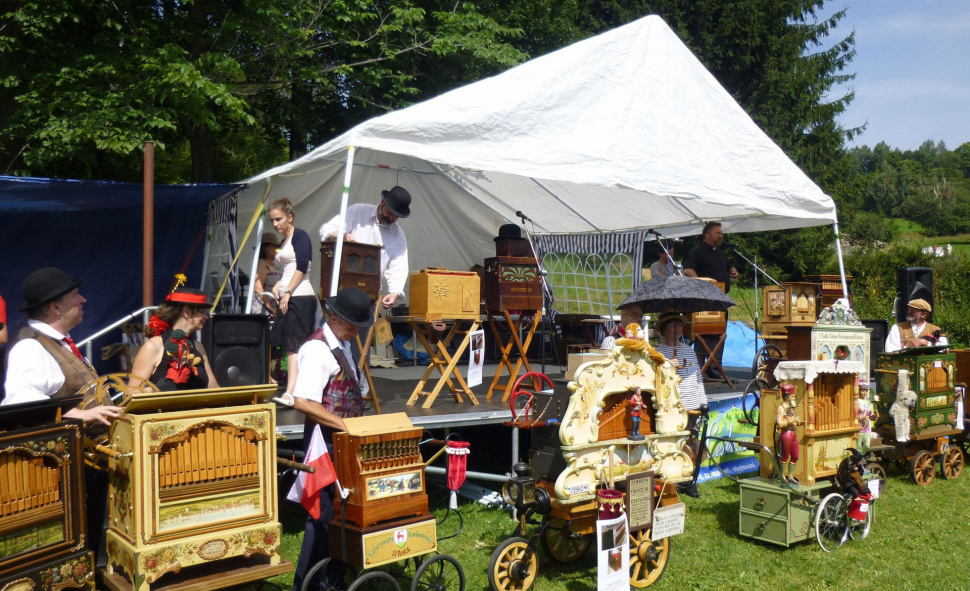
[301,558,357,591]
[752,345,782,381]
[411,554,464,591]
[940,446,964,480]
[348,571,400,591]
[542,519,591,563]
[814,493,849,552]
[742,379,768,427]
[911,450,936,486]
[848,504,873,541]
[629,527,669,588]
[487,537,537,591]
[866,462,887,497]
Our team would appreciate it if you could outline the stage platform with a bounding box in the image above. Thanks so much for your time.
[276,362,755,438]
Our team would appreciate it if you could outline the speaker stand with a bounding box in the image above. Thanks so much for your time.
[354,297,382,414]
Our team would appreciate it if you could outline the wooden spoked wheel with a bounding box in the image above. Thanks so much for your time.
[814,493,848,552]
[487,537,537,591]
[77,373,158,470]
[911,450,936,486]
[629,527,669,588]
[941,446,964,480]
[542,519,591,563]
[348,571,400,591]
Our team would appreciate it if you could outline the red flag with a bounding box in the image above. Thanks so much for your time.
[287,425,338,519]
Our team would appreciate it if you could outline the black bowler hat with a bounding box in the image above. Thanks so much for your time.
[494,224,522,241]
[20,267,83,312]
[381,186,411,218]
[326,287,376,328]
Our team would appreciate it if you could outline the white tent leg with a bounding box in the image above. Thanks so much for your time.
[833,220,849,300]
[244,216,264,313]
[330,146,356,298]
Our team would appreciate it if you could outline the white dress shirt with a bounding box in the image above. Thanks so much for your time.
[292,324,369,403]
[885,321,948,353]
[2,320,86,405]
[320,204,409,297]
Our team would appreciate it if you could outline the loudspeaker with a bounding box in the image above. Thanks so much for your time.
[860,319,888,377]
[202,314,270,387]
[895,267,933,323]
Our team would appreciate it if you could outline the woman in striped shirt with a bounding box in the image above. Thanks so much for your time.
[652,309,707,411]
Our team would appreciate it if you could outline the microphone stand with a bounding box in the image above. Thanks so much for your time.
[518,215,558,375]
[727,245,780,351]
[650,231,683,277]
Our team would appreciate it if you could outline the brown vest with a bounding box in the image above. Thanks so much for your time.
[897,321,942,345]
[8,325,99,399]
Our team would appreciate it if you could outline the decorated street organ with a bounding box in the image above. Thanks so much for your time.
[100,384,290,591]
[488,332,693,590]
[0,398,94,591]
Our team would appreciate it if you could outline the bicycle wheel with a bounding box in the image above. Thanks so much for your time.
[814,493,849,552]
[742,379,768,427]
[411,554,464,591]
[348,571,400,591]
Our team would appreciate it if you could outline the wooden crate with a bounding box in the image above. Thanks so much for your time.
[408,268,480,320]
[688,280,726,336]
[484,256,542,312]
[320,239,382,300]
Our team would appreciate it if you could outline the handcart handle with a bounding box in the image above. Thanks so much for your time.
[277,457,315,473]
[705,435,818,505]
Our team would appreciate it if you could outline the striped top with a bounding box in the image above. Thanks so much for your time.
[654,341,707,410]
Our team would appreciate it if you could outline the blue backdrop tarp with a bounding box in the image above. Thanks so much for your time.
[0,176,243,373]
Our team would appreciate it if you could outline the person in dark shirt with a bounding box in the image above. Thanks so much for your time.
[683,222,739,380]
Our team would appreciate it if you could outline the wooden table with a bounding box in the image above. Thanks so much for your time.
[485,310,542,401]
[405,317,482,409]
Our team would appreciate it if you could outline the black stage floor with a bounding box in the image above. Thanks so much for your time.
[275,362,754,438]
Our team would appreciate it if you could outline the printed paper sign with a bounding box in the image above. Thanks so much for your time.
[867,478,881,499]
[651,502,685,541]
[467,329,485,387]
[596,515,629,591]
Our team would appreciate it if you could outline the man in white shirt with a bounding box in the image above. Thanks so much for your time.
[885,298,947,353]
[320,186,410,309]
[290,287,374,591]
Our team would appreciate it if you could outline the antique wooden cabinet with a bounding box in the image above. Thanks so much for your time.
[874,349,960,439]
[102,385,287,591]
[761,282,822,356]
[408,268,480,320]
[320,239,382,300]
[686,280,727,338]
[483,256,542,312]
[759,361,864,486]
[738,477,831,547]
[802,274,853,310]
[0,398,94,591]
[783,304,873,382]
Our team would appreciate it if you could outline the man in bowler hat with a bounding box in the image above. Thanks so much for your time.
[289,287,375,591]
[320,186,411,309]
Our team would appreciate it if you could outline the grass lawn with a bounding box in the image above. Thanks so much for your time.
[892,218,970,256]
[266,463,970,591]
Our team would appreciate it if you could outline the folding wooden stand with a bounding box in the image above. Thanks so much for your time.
[486,310,542,401]
[405,318,482,409]
[354,298,383,413]
[694,331,734,389]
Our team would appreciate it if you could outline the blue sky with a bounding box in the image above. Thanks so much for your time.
[819,0,970,151]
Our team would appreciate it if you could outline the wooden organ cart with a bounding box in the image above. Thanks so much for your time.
[0,398,94,591]
[100,384,291,591]
[873,348,965,486]
[488,340,695,590]
[320,238,383,413]
[301,414,465,591]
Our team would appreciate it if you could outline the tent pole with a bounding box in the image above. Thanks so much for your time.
[832,220,849,300]
[143,141,154,306]
[330,146,356,297]
[245,216,264,314]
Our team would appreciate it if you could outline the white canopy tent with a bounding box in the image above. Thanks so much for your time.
[229,14,846,305]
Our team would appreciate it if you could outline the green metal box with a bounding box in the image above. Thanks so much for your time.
[738,477,830,547]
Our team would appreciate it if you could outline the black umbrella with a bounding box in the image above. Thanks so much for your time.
[618,275,736,314]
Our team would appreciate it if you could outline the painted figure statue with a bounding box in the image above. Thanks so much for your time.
[855,382,876,453]
[629,387,646,441]
[776,383,801,484]
[889,369,918,443]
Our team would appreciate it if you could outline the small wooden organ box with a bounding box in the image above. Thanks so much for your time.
[0,398,93,591]
[874,349,960,440]
[759,360,864,486]
[320,239,382,301]
[802,274,852,310]
[103,385,286,591]
[332,414,429,528]
[408,268,480,320]
[484,256,542,312]
[686,280,727,338]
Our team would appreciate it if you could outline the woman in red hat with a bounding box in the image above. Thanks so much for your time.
[129,287,218,392]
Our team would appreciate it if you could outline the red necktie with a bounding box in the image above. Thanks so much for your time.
[63,336,84,361]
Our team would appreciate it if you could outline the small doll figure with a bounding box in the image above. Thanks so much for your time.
[855,382,876,454]
[776,383,801,484]
[629,387,646,441]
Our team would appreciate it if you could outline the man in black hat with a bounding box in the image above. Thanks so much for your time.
[288,287,374,591]
[320,186,411,309]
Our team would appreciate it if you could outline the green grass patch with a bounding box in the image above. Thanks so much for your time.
[268,467,970,591]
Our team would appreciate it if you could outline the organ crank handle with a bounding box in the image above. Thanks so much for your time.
[277,457,316,473]
[94,444,133,460]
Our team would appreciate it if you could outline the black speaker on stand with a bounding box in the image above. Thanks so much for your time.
[895,267,933,323]
[202,314,270,387]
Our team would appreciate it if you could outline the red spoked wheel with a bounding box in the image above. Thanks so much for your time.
[509,372,555,422]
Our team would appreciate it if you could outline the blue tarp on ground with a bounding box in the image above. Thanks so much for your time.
[0,176,243,373]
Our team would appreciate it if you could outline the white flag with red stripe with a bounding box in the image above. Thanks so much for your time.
[287,424,338,519]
